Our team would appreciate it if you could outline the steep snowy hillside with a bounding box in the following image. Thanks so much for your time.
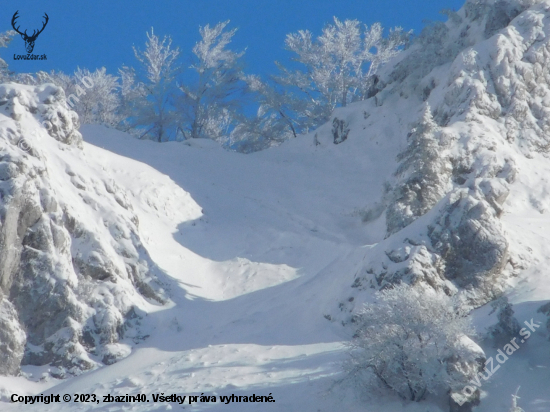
[332,0,550,408]
[0,83,193,380]
[4,0,550,411]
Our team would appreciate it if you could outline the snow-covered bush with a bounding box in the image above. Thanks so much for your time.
[346,283,483,402]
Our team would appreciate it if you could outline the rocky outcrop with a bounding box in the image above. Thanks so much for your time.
[0,84,164,377]
[337,0,550,319]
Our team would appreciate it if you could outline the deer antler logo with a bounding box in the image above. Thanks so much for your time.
[11,11,49,54]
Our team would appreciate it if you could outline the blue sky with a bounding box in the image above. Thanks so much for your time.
[2,0,465,78]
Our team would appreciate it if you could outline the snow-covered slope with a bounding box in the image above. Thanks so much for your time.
[0,111,398,411]
[0,83,179,380]
[4,0,550,411]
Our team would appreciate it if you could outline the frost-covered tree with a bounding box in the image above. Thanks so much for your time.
[28,68,122,127]
[346,283,482,402]
[71,68,122,127]
[121,28,180,142]
[39,68,122,127]
[118,65,144,133]
[176,21,246,142]
[273,18,410,131]
[386,104,451,235]
[228,74,299,152]
[229,111,289,153]
[245,74,299,139]
[0,30,16,81]
[33,70,72,88]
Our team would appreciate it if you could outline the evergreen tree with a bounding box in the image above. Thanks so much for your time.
[488,296,521,344]
[386,104,451,235]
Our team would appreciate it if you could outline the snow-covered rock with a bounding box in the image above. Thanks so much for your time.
[337,0,550,320]
[0,84,167,377]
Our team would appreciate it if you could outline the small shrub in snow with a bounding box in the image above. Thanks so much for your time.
[487,296,521,345]
[509,387,525,412]
[345,283,483,402]
[332,117,350,144]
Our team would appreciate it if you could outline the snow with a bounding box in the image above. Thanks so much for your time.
[5,0,550,411]
[0,118,399,411]
[0,111,532,410]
